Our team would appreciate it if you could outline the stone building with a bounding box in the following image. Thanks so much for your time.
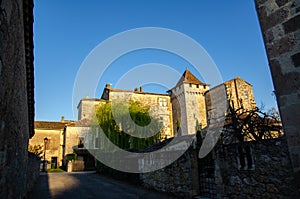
[31,70,260,172]
[30,118,73,168]
[168,69,209,136]
[101,84,174,138]
[77,97,105,120]
[63,121,96,170]
[78,69,256,139]
[30,117,96,170]
[205,77,257,125]
[255,0,300,190]
[0,0,39,198]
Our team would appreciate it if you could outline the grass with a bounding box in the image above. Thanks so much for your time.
[47,168,65,173]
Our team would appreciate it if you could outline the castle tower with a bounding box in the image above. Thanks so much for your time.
[169,69,209,136]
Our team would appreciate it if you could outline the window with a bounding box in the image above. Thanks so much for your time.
[78,137,84,148]
[244,90,249,99]
[189,83,192,87]
[159,98,167,107]
[196,84,199,88]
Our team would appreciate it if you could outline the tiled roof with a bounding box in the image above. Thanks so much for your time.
[34,121,73,130]
[205,76,252,93]
[75,118,93,127]
[176,69,207,87]
[102,87,169,98]
[224,76,252,86]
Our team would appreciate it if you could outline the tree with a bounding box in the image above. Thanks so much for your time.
[28,144,43,157]
[94,100,163,151]
[267,107,281,121]
[226,105,283,143]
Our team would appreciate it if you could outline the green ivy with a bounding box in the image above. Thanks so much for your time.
[94,100,163,151]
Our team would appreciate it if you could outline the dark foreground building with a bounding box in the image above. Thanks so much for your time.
[0,0,39,198]
[255,0,300,191]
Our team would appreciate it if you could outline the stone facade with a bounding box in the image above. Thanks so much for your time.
[205,77,257,125]
[77,98,105,120]
[0,0,37,198]
[30,118,95,170]
[64,126,86,155]
[101,85,174,138]
[255,0,300,189]
[223,77,256,111]
[95,70,256,138]
[30,119,70,168]
[63,125,96,170]
[169,70,209,136]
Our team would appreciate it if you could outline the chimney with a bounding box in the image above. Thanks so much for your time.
[61,116,65,122]
[139,86,142,92]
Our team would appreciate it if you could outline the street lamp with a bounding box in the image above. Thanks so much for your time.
[43,137,48,172]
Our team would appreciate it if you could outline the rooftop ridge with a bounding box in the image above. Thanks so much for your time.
[175,69,208,87]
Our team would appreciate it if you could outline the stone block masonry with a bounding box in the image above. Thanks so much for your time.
[140,148,200,198]
[214,137,298,198]
[0,0,38,198]
[139,136,298,198]
[255,0,300,191]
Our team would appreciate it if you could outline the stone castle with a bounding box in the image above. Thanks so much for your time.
[78,69,256,138]
[30,69,256,169]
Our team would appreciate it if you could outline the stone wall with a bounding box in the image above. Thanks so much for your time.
[25,152,40,196]
[139,135,298,198]
[255,0,300,188]
[170,83,188,135]
[67,160,84,172]
[223,77,256,111]
[0,0,37,198]
[140,148,199,198]
[214,137,298,198]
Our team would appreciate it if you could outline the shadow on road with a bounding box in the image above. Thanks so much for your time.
[28,172,176,199]
[26,172,51,198]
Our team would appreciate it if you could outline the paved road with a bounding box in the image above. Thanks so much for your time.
[29,172,176,199]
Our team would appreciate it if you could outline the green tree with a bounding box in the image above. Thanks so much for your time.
[94,100,163,151]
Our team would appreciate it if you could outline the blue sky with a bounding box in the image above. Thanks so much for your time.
[34,0,277,121]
